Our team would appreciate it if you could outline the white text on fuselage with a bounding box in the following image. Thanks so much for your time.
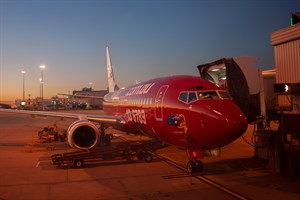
[125,83,155,97]
[126,109,147,125]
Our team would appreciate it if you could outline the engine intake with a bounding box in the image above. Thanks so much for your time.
[67,120,100,150]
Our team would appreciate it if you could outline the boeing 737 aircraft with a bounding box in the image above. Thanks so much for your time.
[0,46,248,173]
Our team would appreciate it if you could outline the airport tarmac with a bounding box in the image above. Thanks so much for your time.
[0,110,300,200]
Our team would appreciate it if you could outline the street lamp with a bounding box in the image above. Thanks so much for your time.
[39,65,45,100]
[21,70,26,100]
[40,65,46,110]
[39,77,42,103]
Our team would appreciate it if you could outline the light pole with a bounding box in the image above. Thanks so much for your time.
[21,70,26,100]
[40,65,45,109]
[39,78,42,100]
[39,65,45,100]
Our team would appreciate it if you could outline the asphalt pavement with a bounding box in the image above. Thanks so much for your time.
[0,110,300,200]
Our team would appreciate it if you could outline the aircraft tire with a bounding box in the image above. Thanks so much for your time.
[187,160,203,173]
[73,159,84,168]
[195,160,204,173]
[187,160,195,173]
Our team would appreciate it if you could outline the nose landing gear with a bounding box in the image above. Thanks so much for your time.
[187,159,204,173]
[186,149,204,173]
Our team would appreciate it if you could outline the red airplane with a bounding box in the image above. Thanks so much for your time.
[0,46,248,173]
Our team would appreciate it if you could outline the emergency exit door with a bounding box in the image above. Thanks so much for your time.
[155,85,169,121]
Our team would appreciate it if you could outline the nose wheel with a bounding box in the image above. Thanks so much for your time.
[187,159,203,173]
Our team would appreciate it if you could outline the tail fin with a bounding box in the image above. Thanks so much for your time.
[106,46,119,93]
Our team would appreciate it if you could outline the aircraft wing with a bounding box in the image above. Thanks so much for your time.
[58,93,104,99]
[0,108,125,124]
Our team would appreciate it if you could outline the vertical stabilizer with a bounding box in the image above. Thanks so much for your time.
[106,46,119,93]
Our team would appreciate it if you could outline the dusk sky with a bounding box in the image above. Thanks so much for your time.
[0,0,299,101]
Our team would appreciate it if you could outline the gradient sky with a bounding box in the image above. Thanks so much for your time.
[0,0,299,101]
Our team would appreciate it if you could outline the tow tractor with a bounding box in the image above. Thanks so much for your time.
[51,141,155,168]
[38,124,66,143]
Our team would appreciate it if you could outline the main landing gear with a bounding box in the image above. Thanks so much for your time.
[99,125,112,146]
[187,159,204,174]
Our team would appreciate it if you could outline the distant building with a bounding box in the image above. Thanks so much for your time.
[72,87,108,109]
[13,87,109,110]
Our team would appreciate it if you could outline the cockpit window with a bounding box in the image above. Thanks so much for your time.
[179,90,230,104]
[218,91,231,99]
[179,92,188,103]
[178,92,197,103]
[198,91,219,99]
[188,92,197,103]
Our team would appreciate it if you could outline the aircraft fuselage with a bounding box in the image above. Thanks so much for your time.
[103,75,248,152]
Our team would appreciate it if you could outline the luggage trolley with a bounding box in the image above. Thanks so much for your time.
[51,141,154,168]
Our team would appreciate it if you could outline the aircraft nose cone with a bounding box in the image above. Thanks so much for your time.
[228,112,248,136]
[221,105,248,145]
[206,100,248,148]
[191,100,248,149]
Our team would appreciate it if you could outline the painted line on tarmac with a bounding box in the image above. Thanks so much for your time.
[150,152,251,200]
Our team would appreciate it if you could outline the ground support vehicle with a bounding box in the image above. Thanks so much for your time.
[51,141,154,168]
[38,125,66,143]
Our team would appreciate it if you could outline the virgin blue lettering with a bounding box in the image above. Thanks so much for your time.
[125,83,155,97]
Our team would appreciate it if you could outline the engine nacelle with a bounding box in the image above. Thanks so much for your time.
[67,120,100,150]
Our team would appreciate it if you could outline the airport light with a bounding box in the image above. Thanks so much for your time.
[21,70,26,100]
[40,65,46,109]
[39,65,45,100]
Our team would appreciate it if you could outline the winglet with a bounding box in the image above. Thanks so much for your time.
[106,46,119,93]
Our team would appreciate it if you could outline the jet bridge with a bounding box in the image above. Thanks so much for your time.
[197,56,274,123]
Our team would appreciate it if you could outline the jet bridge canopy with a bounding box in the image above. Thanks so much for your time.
[197,57,264,123]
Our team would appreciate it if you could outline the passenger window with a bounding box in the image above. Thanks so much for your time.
[188,92,197,103]
[179,92,188,103]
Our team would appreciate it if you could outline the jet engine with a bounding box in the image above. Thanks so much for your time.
[67,120,100,150]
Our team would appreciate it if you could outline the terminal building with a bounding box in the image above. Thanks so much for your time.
[268,12,300,176]
[15,87,108,110]
[71,87,108,109]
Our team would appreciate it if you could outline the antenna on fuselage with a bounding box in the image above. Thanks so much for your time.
[106,46,119,93]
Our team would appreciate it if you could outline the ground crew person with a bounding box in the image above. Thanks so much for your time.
[53,123,59,141]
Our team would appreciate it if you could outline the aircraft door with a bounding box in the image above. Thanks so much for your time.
[155,85,169,121]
